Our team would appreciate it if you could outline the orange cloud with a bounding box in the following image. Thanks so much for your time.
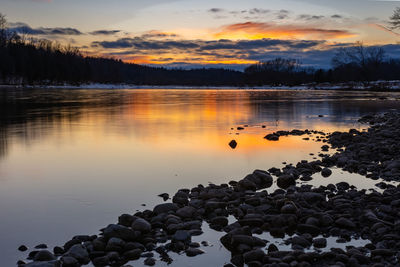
[215,22,356,40]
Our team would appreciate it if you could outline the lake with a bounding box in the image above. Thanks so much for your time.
[1,88,400,266]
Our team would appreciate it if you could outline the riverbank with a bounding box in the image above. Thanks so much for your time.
[1,80,400,91]
[19,112,400,267]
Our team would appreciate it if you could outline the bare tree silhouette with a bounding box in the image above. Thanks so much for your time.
[390,7,400,30]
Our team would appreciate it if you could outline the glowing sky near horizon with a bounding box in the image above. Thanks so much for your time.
[2,0,400,68]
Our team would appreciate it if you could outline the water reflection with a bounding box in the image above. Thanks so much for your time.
[0,88,400,266]
[1,89,400,159]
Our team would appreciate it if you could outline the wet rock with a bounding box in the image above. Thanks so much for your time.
[321,168,332,177]
[158,193,169,201]
[176,206,197,219]
[123,249,142,260]
[33,250,56,261]
[18,245,28,252]
[173,230,191,242]
[102,224,138,241]
[153,203,179,215]
[265,134,279,141]
[60,256,79,267]
[321,145,329,151]
[106,237,125,251]
[186,248,205,257]
[281,203,297,214]
[24,262,58,267]
[92,255,110,266]
[313,238,327,248]
[210,216,228,228]
[131,218,151,233]
[335,218,356,229]
[65,244,90,264]
[53,246,64,255]
[229,140,238,149]
[118,214,135,227]
[35,244,48,249]
[144,257,156,266]
[277,175,296,189]
[297,224,320,236]
[243,249,265,263]
[290,236,311,248]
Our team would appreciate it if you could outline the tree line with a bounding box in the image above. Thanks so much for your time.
[1,11,400,87]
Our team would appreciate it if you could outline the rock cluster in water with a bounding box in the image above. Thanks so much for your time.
[20,113,400,267]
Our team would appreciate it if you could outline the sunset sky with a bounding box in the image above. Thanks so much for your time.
[2,0,400,69]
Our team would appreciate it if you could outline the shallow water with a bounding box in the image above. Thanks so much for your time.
[1,88,400,266]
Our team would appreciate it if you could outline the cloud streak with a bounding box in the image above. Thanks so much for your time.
[8,22,82,35]
[215,22,356,40]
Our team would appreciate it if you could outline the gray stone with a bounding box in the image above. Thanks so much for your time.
[153,203,178,215]
[321,168,332,178]
[131,218,151,233]
[33,250,56,261]
[65,244,90,264]
[173,230,191,242]
[186,248,205,257]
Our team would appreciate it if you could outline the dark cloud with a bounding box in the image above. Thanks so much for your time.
[92,37,323,52]
[90,30,120,35]
[92,37,200,50]
[248,8,270,15]
[331,14,343,19]
[298,14,325,20]
[8,22,82,35]
[276,9,290,20]
[208,8,224,13]
[141,31,178,38]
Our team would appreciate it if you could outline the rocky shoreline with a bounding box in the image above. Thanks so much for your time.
[19,112,400,267]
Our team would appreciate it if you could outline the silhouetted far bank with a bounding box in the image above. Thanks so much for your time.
[1,23,400,87]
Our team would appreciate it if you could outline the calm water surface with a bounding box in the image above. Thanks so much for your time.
[1,88,400,266]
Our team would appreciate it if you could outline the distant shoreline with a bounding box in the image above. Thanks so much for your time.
[1,80,400,92]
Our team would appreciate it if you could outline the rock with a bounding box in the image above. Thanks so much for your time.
[321,145,329,151]
[313,238,327,248]
[243,249,265,263]
[210,216,228,227]
[335,218,356,229]
[118,214,135,227]
[173,230,191,242]
[92,256,110,266]
[186,248,205,257]
[297,224,320,236]
[153,203,178,215]
[229,140,238,149]
[158,193,169,201]
[268,244,279,253]
[65,244,90,264]
[144,257,156,266]
[277,175,296,189]
[24,262,58,267]
[33,250,56,261]
[291,236,311,248]
[281,203,297,214]
[53,246,64,255]
[321,168,332,178]
[176,206,197,218]
[106,237,125,251]
[18,245,28,252]
[60,256,79,267]
[123,249,142,260]
[102,224,138,241]
[265,134,279,141]
[35,244,48,249]
[131,218,151,233]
